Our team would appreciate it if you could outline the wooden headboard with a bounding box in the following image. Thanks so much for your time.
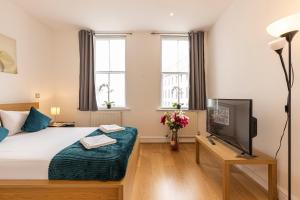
[0,102,39,111]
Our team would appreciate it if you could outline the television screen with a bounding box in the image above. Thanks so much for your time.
[206,99,255,155]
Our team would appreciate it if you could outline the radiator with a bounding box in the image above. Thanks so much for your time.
[90,111,123,126]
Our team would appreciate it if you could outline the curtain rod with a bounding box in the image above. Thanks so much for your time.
[94,32,132,36]
[151,32,189,36]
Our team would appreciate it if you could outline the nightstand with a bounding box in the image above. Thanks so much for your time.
[48,122,75,127]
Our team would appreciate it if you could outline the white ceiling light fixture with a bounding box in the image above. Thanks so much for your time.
[169,12,174,17]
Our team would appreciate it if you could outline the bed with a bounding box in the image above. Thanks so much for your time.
[0,102,140,200]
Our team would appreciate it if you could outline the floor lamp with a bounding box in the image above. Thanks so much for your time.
[267,13,300,200]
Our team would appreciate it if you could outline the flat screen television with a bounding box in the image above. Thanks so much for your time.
[206,99,257,155]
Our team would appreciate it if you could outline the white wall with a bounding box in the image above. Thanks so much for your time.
[52,30,206,140]
[207,0,300,199]
[0,0,55,114]
[0,0,206,139]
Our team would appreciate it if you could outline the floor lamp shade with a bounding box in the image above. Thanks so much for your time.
[268,37,286,51]
[267,12,300,37]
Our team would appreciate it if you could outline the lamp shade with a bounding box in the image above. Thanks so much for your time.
[50,107,61,116]
[268,37,287,51]
[267,12,300,37]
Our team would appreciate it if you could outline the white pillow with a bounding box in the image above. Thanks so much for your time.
[0,110,29,136]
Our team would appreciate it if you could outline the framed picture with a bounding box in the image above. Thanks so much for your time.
[0,33,17,74]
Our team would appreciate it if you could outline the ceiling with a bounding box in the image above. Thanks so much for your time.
[12,0,233,31]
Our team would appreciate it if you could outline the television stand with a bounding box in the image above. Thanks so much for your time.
[195,134,277,200]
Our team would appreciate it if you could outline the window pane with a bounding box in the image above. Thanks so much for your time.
[161,74,176,108]
[95,74,109,107]
[110,39,125,71]
[178,73,189,108]
[95,73,126,108]
[161,73,189,108]
[95,39,109,71]
[95,37,126,108]
[110,73,125,107]
[161,37,189,108]
[162,40,178,72]
[178,40,189,72]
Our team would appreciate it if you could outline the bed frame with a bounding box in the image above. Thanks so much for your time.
[0,102,140,200]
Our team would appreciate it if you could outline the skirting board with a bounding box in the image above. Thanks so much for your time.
[238,165,298,200]
[139,136,196,143]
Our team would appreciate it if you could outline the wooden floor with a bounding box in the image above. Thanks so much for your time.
[131,143,268,200]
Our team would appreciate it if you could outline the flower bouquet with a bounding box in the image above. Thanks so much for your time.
[160,110,189,150]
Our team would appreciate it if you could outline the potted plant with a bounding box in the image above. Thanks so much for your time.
[160,110,189,151]
[104,101,114,109]
[99,84,114,109]
[172,102,183,110]
[171,86,183,109]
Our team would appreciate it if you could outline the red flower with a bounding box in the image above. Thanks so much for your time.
[160,111,189,130]
[178,116,189,127]
[160,115,166,125]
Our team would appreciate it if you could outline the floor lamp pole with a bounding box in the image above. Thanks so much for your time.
[288,39,292,200]
[267,13,300,199]
[281,30,297,200]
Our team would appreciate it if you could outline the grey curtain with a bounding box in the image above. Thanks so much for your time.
[78,29,98,111]
[188,31,206,110]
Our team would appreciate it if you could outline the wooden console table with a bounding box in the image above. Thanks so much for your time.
[195,135,277,200]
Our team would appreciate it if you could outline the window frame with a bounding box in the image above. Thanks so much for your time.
[94,36,127,109]
[160,36,190,109]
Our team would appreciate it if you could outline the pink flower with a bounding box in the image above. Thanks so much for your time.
[160,111,189,130]
[160,115,166,125]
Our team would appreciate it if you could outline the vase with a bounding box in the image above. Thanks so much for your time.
[170,130,179,151]
[176,104,181,109]
[107,104,111,109]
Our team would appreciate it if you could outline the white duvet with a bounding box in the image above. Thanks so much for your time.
[0,127,97,179]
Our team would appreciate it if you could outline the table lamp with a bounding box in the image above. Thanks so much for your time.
[50,106,61,123]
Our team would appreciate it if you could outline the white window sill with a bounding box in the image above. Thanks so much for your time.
[157,108,189,111]
[97,107,131,111]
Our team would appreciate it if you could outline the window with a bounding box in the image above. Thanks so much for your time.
[161,36,189,108]
[95,37,126,108]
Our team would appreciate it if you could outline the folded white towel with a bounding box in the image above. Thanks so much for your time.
[99,124,125,133]
[80,135,117,149]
